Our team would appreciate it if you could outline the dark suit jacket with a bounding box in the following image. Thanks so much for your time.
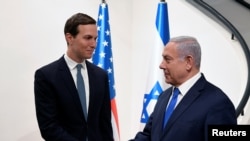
[130,74,237,141]
[34,56,113,141]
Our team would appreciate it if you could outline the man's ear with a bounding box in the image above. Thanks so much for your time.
[185,55,193,70]
[65,33,73,45]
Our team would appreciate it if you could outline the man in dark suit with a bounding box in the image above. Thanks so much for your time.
[130,36,237,141]
[34,13,113,141]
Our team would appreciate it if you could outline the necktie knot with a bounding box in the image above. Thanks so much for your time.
[172,87,180,98]
[76,64,83,71]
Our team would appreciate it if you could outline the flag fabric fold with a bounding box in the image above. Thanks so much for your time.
[140,1,170,129]
[92,2,120,141]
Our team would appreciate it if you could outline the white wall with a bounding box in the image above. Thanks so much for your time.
[0,0,248,141]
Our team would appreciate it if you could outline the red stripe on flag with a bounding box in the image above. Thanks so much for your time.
[111,98,120,137]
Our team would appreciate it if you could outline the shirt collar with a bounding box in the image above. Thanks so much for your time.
[176,72,201,96]
[64,54,86,70]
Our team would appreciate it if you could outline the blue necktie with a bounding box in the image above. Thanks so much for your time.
[76,64,87,120]
[163,87,180,128]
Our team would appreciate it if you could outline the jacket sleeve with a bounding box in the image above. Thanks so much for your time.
[34,69,78,141]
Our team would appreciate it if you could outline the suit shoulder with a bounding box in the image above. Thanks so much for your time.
[37,60,59,70]
[203,80,235,106]
[35,56,64,74]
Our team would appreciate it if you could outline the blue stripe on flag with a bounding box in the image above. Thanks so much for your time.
[156,2,170,45]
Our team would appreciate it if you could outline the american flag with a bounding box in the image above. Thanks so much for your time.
[140,0,170,129]
[92,1,120,141]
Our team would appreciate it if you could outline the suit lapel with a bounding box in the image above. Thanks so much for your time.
[57,56,85,118]
[84,61,95,117]
[158,89,172,131]
[162,75,207,135]
[156,89,172,139]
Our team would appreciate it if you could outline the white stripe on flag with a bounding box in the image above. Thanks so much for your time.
[140,1,170,130]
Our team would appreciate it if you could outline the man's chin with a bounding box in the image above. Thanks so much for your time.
[165,78,173,85]
[165,79,170,84]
